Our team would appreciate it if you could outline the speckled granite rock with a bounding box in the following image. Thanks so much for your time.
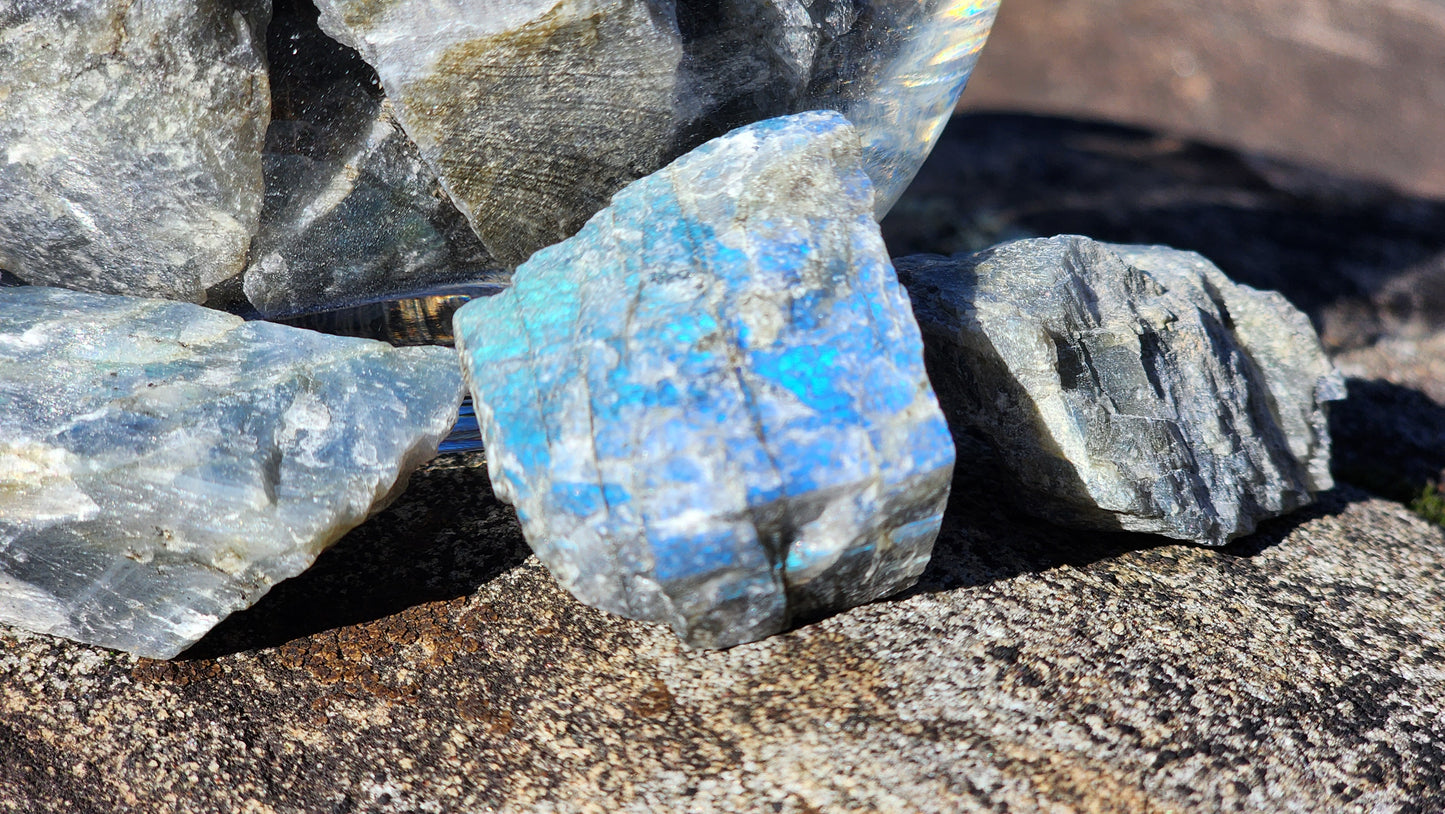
[1,463,1442,812]
[311,0,998,266]
[897,236,1345,545]
[0,0,270,301]
[0,286,463,658]
[455,111,953,648]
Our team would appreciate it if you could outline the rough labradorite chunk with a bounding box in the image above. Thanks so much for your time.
[895,236,1346,545]
[240,1,498,316]
[313,0,685,268]
[0,0,271,301]
[0,286,464,658]
[244,100,501,316]
[675,0,1001,215]
[311,0,998,268]
[454,111,955,648]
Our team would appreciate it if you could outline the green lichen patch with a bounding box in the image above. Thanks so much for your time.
[1409,480,1445,527]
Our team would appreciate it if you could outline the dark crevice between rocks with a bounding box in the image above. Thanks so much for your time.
[180,452,531,660]
[1329,377,1445,505]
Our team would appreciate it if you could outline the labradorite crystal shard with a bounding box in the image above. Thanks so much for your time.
[454,112,955,648]
[896,237,1346,545]
[0,0,271,301]
[676,0,1002,216]
[0,287,464,658]
[311,0,998,268]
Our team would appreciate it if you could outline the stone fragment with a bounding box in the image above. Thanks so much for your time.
[245,99,502,316]
[0,0,271,301]
[0,286,464,658]
[313,0,685,267]
[311,0,997,267]
[454,111,955,648]
[677,0,1001,215]
[896,236,1346,545]
[241,2,499,316]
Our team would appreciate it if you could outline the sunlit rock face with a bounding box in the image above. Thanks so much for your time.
[0,0,272,301]
[312,0,685,268]
[896,236,1346,545]
[241,1,499,316]
[0,286,464,659]
[312,0,999,267]
[454,112,955,648]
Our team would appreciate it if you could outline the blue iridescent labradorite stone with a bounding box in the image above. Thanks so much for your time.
[454,112,955,647]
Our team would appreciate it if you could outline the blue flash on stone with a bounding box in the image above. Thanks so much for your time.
[454,111,955,648]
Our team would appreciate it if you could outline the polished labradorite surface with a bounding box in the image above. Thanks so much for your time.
[455,112,955,648]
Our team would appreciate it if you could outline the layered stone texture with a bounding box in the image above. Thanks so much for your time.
[0,0,271,301]
[454,112,954,647]
[242,2,498,316]
[245,99,500,315]
[897,236,1346,544]
[312,0,998,267]
[0,286,464,658]
[313,0,685,267]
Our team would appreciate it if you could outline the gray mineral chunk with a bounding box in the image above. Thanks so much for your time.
[896,236,1346,544]
[311,0,997,267]
[0,0,271,301]
[0,286,464,658]
[313,0,685,267]
[241,5,499,316]
[245,99,501,316]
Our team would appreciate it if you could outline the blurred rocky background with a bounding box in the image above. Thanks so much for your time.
[960,0,1445,198]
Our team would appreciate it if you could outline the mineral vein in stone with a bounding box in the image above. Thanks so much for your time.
[454,111,955,648]
[896,236,1347,545]
[0,287,464,658]
[0,0,271,301]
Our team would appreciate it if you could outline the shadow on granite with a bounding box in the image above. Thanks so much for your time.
[912,443,1328,602]
[886,113,1445,352]
[181,454,530,660]
[1330,377,1445,502]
